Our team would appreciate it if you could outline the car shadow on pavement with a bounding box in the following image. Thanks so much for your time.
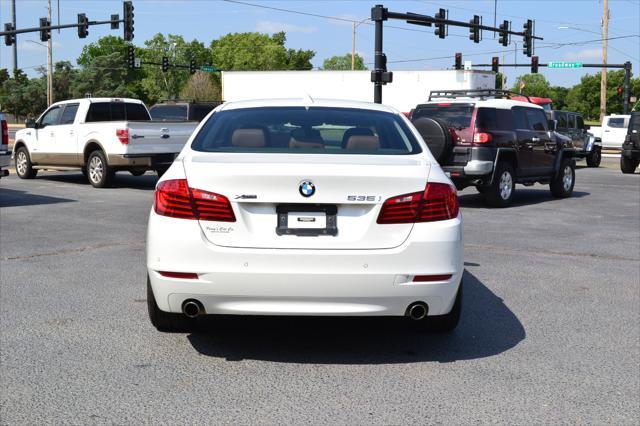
[186,270,525,364]
[0,187,76,208]
[458,189,589,208]
[37,172,158,190]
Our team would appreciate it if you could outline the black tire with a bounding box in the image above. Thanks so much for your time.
[620,155,639,174]
[586,148,601,167]
[14,146,38,179]
[147,276,192,333]
[80,167,88,178]
[412,280,462,333]
[412,117,453,164]
[129,170,146,177]
[155,166,169,178]
[86,150,114,188]
[550,158,575,198]
[485,161,516,208]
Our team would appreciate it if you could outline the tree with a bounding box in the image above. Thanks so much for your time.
[71,52,135,99]
[511,74,551,97]
[564,70,639,119]
[211,32,314,71]
[322,53,367,70]
[181,71,220,101]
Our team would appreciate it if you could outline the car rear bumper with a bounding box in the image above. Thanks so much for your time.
[0,151,11,169]
[146,211,463,317]
[108,153,178,168]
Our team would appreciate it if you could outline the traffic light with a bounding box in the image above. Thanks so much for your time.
[111,14,119,30]
[123,1,134,41]
[77,13,89,39]
[455,53,462,70]
[469,15,480,43]
[39,17,51,42]
[434,8,446,39]
[4,23,15,46]
[492,56,499,73]
[127,46,135,70]
[617,87,624,95]
[531,56,539,73]
[189,59,197,75]
[162,56,169,72]
[498,20,509,46]
[522,19,533,57]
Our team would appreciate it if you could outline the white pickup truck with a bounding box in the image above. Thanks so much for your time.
[12,98,198,187]
[588,114,631,149]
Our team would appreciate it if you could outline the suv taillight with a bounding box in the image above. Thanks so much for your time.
[473,131,492,144]
[116,129,129,145]
[377,183,459,224]
[1,120,8,148]
[154,179,236,222]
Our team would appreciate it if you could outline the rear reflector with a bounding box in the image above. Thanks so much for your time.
[159,271,199,279]
[154,179,236,222]
[377,182,459,224]
[116,128,129,145]
[413,274,453,282]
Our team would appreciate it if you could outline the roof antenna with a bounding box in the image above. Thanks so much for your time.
[302,93,314,110]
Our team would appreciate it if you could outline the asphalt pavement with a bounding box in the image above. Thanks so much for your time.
[1,158,638,424]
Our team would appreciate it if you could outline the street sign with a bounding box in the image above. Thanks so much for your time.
[134,58,141,68]
[200,65,220,72]
[548,61,583,69]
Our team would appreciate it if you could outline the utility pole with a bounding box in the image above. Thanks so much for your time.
[10,0,18,73]
[600,0,609,122]
[47,0,54,106]
[351,21,356,70]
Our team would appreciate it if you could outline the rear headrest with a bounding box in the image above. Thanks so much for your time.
[341,127,374,148]
[289,128,324,149]
[231,128,266,147]
[345,135,380,151]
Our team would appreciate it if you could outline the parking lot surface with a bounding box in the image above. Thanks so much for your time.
[1,159,638,424]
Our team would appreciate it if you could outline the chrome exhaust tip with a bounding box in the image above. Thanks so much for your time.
[407,302,428,321]
[182,299,204,318]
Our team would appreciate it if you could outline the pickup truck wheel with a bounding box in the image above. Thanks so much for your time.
[87,150,114,188]
[15,147,38,179]
[80,167,87,178]
[485,162,515,207]
[586,148,601,167]
[147,276,192,333]
[620,155,639,174]
[411,280,462,333]
[550,158,575,198]
[129,170,145,176]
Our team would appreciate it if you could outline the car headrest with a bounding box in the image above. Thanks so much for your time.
[231,128,266,147]
[289,128,324,149]
[345,135,380,151]
[341,127,374,148]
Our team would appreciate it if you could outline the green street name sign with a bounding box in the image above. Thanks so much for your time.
[548,61,583,69]
[200,65,221,72]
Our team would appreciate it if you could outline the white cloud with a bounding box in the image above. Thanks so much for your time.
[255,21,318,34]
[563,48,602,61]
[18,40,62,52]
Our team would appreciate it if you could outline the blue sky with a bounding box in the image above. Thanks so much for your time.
[1,0,639,89]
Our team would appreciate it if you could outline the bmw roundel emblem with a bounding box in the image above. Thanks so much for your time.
[299,180,315,197]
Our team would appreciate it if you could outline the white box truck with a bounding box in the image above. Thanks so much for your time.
[221,70,495,114]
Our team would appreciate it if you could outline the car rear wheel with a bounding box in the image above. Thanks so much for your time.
[550,158,575,198]
[485,162,515,207]
[586,148,601,167]
[412,280,462,333]
[620,155,639,174]
[15,147,38,179]
[87,150,114,188]
[147,276,193,333]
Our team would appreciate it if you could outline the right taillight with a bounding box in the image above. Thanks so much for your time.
[377,183,459,224]
[1,120,8,148]
[154,179,236,222]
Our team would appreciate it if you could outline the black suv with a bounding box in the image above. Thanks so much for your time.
[548,110,601,167]
[620,111,640,173]
[149,100,222,122]
[411,90,577,207]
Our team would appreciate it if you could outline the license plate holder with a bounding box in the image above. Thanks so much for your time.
[276,204,338,236]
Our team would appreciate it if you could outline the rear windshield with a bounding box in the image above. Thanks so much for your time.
[191,107,422,155]
[413,104,474,129]
[85,102,150,122]
[150,105,188,121]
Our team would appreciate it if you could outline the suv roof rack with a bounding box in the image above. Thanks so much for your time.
[428,89,532,103]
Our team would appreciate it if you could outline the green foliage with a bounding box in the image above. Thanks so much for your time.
[70,53,135,99]
[511,74,551,97]
[322,53,367,71]
[564,70,639,119]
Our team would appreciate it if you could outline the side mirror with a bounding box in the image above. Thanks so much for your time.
[584,124,591,130]
[548,119,557,131]
[25,118,37,129]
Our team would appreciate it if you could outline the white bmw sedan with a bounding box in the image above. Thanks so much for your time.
[146,98,463,332]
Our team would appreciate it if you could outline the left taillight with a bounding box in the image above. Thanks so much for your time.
[377,182,459,224]
[1,120,8,148]
[154,179,236,222]
[116,128,129,145]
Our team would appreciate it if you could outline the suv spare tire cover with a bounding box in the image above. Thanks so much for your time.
[412,117,453,163]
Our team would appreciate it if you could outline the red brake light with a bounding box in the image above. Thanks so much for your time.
[154,179,236,222]
[377,183,459,224]
[1,120,8,147]
[116,128,129,145]
[473,132,492,144]
[159,271,199,279]
[413,274,452,282]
